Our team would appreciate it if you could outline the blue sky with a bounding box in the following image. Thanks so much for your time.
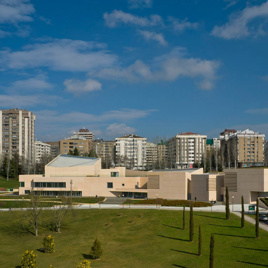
[1,0,268,141]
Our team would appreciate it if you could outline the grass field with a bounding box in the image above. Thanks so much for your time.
[0,177,19,189]
[0,209,267,268]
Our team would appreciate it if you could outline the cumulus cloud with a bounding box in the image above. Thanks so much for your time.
[64,78,102,94]
[138,30,167,46]
[169,17,198,32]
[8,75,53,92]
[104,10,162,28]
[0,39,117,71]
[212,1,268,39]
[128,0,152,9]
[106,123,136,136]
[0,0,35,24]
[92,48,220,90]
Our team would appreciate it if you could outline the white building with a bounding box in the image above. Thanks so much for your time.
[35,141,51,163]
[0,109,35,163]
[115,134,147,170]
[168,132,207,169]
[73,128,94,141]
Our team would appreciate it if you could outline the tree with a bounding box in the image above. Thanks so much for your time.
[76,260,91,268]
[24,192,42,236]
[67,150,73,155]
[241,196,245,228]
[88,148,98,158]
[73,147,80,156]
[198,225,202,256]
[225,187,230,220]
[90,238,103,259]
[43,235,55,253]
[209,234,215,268]
[182,205,185,230]
[189,204,194,242]
[256,198,259,238]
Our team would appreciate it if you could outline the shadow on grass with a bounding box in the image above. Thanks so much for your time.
[4,222,35,236]
[82,254,91,259]
[163,224,182,230]
[214,233,255,239]
[173,264,187,268]
[158,234,189,242]
[171,249,197,256]
[208,223,241,229]
[233,246,268,252]
[237,261,268,267]
[195,214,224,220]
[36,248,44,253]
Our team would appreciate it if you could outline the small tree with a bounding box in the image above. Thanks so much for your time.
[256,198,259,238]
[241,196,245,228]
[43,235,55,253]
[189,204,194,242]
[209,234,214,268]
[73,147,80,156]
[225,187,230,220]
[198,225,202,256]
[90,238,103,259]
[21,250,37,268]
[76,260,91,268]
[182,205,185,230]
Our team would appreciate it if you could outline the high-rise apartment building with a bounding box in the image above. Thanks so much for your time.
[35,141,51,163]
[45,141,60,158]
[157,140,168,169]
[73,128,94,141]
[146,142,158,170]
[115,134,147,170]
[0,109,35,163]
[167,132,207,169]
[220,129,265,168]
[94,139,115,168]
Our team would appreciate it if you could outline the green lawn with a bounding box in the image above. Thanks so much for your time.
[0,177,19,189]
[0,210,267,268]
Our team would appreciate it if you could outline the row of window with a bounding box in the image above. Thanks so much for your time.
[34,182,66,188]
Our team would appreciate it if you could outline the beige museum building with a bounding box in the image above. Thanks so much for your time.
[19,155,268,204]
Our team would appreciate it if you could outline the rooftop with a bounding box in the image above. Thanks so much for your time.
[118,134,144,139]
[47,155,99,167]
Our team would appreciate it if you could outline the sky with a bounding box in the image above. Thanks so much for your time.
[1,0,268,142]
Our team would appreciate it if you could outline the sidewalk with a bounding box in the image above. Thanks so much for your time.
[232,211,268,232]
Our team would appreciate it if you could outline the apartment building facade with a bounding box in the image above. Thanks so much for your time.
[0,109,35,163]
[60,136,93,156]
[220,129,265,168]
[35,141,51,163]
[115,134,147,170]
[73,128,94,141]
[94,139,115,168]
[168,132,207,169]
[146,142,158,170]
[45,141,60,158]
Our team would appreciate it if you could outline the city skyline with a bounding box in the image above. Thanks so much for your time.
[1,0,268,141]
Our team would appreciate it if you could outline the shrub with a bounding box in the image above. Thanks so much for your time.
[76,260,91,268]
[21,250,37,268]
[90,238,103,259]
[43,235,55,253]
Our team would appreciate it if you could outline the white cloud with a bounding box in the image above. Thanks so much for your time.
[169,17,198,32]
[0,94,61,108]
[92,48,220,90]
[64,78,102,94]
[104,10,162,28]
[106,123,136,137]
[246,108,268,114]
[138,30,167,46]
[0,0,35,24]
[8,75,53,91]
[212,1,268,39]
[128,0,152,9]
[0,39,117,71]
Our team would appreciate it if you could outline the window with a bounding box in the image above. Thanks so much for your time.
[111,172,119,177]
[20,182,25,187]
[25,190,30,194]
[34,182,66,188]
[107,182,113,188]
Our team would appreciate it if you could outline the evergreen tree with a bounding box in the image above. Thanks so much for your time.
[88,148,98,158]
[198,225,202,256]
[209,234,215,268]
[256,198,259,238]
[67,150,73,155]
[241,196,245,228]
[225,187,230,220]
[182,205,185,230]
[73,147,80,156]
[90,238,103,259]
[189,204,194,242]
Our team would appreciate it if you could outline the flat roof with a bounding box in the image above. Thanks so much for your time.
[47,155,99,167]
[150,168,201,173]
